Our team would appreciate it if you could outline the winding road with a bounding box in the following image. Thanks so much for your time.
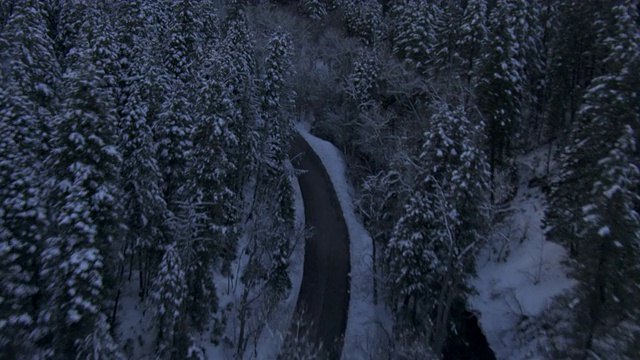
[289,134,351,359]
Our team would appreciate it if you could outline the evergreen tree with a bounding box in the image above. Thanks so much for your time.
[386,103,490,356]
[163,0,200,84]
[38,6,122,356]
[259,31,295,298]
[546,3,640,356]
[0,88,45,358]
[348,50,380,105]
[390,1,439,75]
[299,0,327,21]
[183,49,242,330]
[547,0,613,134]
[108,0,171,307]
[261,32,294,166]
[475,0,526,185]
[220,5,259,178]
[150,244,187,359]
[342,0,383,45]
[456,0,487,88]
[1,0,60,154]
[118,70,167,301]
[156,83,193,210]
[0,1,59,355]
[428,2,462,78]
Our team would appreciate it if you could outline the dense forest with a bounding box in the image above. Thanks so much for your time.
[0,0,638,359]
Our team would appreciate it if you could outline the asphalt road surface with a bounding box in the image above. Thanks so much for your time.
[289,135,351,359]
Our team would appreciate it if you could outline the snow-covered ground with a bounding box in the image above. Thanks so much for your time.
[115,271,155,360]
[199,160,307,360]
[253,159,306,358]
[470,146,576,359]
[116,162,306,360]
[296,122,393,360]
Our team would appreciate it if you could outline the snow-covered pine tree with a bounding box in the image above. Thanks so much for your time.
[342,0,383,45]
[183,49,241,331]
[261,31,294,167]
[163,0,200,84]
[299,0,327,21]
[220,4,260,178]
[390,1,439,76]
[111,0,169,303]
[117,68,168,301]
[511,0,545,143]
[0,88,46,358]
[150,243,187,359]
[428,1,462,79]
[155,0,204,209]
[1,0,60,155]
[386,103,490,356]
[0,3,59,353]
[545,3,640,357]
[348,50,380,105]
[38,5,122,357]
[456,0,487,88]
[475,0,526,185]
[156,83,194,212]
[547,0,612,133]
[259,30,295,298]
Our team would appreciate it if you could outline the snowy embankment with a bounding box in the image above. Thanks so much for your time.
[201,159,307,359]
[469,146,576,359]
[296,122,392,359]
[116,161,306,360]
[252,158,306,358]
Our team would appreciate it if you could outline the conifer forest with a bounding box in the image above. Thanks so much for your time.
[0,0,639,359]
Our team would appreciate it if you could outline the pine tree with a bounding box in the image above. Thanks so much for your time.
[547,0,613,133]
[261,32,294,166]
[118,70,168,301]
[299,0,327,21]
[1,0,60,154]
[186,49,241,324]
[342,0,383,45]
[475,0,526,184]
[112,0,169,303]
[220,5,259,178]
[456,0,487,88]
[386,103,490,355]
[545,2,640,357]
[0,88,45,358]
[156,84,194,210]
[0,1,58,355]
[38,6,122,356]
[390,1,439,75]
[428,2,462,78]
[259,31,295,298]
[150,244,187,359]
[163,0,200,83]
[348,50,380,105]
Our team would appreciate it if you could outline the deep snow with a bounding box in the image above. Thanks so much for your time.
[469,146,576,359]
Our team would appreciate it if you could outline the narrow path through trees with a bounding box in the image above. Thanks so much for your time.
[289,135,351,359]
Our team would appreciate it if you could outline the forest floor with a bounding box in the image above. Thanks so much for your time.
[469,145,576,359]
[289,135,351,359]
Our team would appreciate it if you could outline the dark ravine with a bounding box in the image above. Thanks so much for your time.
[443,303,496,360]
[288,135,351,359]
